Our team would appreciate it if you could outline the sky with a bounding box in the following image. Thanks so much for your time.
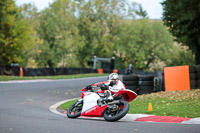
[15,0,164,19]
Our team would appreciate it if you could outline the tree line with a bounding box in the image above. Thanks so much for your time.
[0,0,195,71]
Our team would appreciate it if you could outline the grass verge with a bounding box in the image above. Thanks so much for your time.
[0,73,108,81]
[58,89,200,118]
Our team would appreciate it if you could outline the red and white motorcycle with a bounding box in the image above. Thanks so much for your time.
[67,83,137,122]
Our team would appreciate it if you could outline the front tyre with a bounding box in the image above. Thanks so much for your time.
[67,100,83,118]
[103,100,129,122]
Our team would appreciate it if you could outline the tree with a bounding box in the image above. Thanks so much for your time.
[165,44,195,67]
[75,0,139,67]
[162,0,200,64]
[136,4,148,18]
[114,19,176,70]
[19,3,43,68]
[37,0,81,67]
[0,0,33,66]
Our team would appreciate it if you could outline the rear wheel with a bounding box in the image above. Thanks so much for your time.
[103,100,129,122]
[67,100,83,118]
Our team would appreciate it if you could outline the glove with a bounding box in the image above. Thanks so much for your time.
[109,80,117,87]
[85,84,93,91]
[98,83,108,90]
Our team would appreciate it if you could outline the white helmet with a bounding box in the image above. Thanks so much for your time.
[108,73,119,80]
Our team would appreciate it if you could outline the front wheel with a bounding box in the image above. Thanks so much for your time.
[67,100,83,118]
[103,100,129,122]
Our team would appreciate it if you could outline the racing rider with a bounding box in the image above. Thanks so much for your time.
[85,73,126,102]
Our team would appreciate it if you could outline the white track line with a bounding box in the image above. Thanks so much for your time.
[49,98,80,116]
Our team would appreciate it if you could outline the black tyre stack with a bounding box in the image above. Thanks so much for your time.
[189,66,197,89]
[195,65,200,89]
[154,77,164,92]
[138,75,154,95]
[122,75,139,94]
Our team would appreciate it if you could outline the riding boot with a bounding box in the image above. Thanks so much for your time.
[103,90,113,102]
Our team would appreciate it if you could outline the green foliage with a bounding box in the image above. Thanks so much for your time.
[75,0,137,67]
[0,0,33,66]
[162,0,200,64]
[37,0,82,67]
[0,0,195,70]
[114,19,176,70]
[19,3,43,68]
[165,44,195,67]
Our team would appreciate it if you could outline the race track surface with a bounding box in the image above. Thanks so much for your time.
[0,76,199,133]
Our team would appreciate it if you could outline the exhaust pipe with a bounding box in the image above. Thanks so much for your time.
[107,100,120,105]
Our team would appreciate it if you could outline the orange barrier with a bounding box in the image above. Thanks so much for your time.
[113,69,118,73]
[164,65,190,91]
[20,67,23,77]
[97,69,103,74]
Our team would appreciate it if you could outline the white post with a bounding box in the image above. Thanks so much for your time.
[93,56,97,69]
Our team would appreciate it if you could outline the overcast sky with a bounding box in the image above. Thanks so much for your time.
[15,0,164,19]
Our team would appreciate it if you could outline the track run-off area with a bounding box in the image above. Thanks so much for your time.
[0,76,200,133]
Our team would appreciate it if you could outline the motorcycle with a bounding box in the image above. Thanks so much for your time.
[67,83,137,122]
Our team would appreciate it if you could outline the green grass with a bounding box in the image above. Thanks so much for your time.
[59,100,78,110]
[0,73,108,81]
[58,89,200,118]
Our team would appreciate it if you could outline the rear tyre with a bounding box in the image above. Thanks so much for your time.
[103,100,129,122]
[67,100,83,118]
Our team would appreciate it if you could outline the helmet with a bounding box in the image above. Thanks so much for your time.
[108,73,119,80]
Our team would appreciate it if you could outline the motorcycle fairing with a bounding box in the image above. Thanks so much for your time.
[114,89,137,102]
[81,92,108,117]
[81,89,87,98]
[96,89,105,97]
[81,105,107,117]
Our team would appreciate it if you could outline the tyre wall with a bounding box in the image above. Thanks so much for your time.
[138,75,154,95]
[122,74,163,95]
[122,75,139,94]
[191,65,200,89]
[189,66,197,89]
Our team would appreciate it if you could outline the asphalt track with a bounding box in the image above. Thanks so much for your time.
[0,76,200,133]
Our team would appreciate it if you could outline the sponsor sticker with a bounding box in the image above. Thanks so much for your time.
[85,106,96,114]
